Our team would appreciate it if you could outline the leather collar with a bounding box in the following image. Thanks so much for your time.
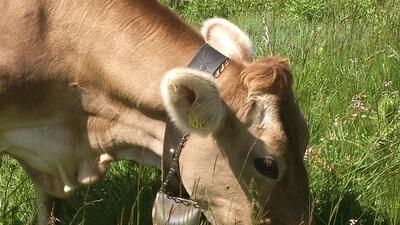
[188,44,229,76]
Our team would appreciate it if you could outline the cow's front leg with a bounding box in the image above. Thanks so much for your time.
[35,186,63,225]
[16,159,66,225]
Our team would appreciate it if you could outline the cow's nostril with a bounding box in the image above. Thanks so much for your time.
[259,218,272,225]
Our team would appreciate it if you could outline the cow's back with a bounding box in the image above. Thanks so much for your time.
[0,0,50,92]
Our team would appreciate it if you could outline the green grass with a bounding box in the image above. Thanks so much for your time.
[1,1,399,224]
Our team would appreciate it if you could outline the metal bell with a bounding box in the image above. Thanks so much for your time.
[152,191,203,225]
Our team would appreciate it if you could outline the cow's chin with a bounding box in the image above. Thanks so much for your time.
[182,175,254,225]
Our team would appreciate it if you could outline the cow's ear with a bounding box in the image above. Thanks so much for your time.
[201,18,252,63]
[161,68,225,134]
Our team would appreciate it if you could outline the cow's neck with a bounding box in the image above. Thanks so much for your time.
[47,0,204,115]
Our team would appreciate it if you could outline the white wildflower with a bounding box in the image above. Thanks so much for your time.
[304,146,313,159]
[349,219,358,225]
[351,93,368,118]
[333,117,340,127]
[383,80,392,87]
[350,58,358,64]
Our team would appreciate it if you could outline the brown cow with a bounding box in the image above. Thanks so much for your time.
[0,0,312,224]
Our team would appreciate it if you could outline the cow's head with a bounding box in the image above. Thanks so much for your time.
[161,18,311,225]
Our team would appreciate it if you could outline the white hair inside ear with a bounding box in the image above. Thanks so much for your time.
[161,68,226,135]
[201,18,253,63]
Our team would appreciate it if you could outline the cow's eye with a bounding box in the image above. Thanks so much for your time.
[254,156,279,179]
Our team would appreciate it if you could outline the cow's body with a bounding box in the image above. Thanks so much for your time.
[0,1,312,225]
[0,0,200,187]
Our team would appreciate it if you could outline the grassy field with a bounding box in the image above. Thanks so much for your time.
[1,0,399,224]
